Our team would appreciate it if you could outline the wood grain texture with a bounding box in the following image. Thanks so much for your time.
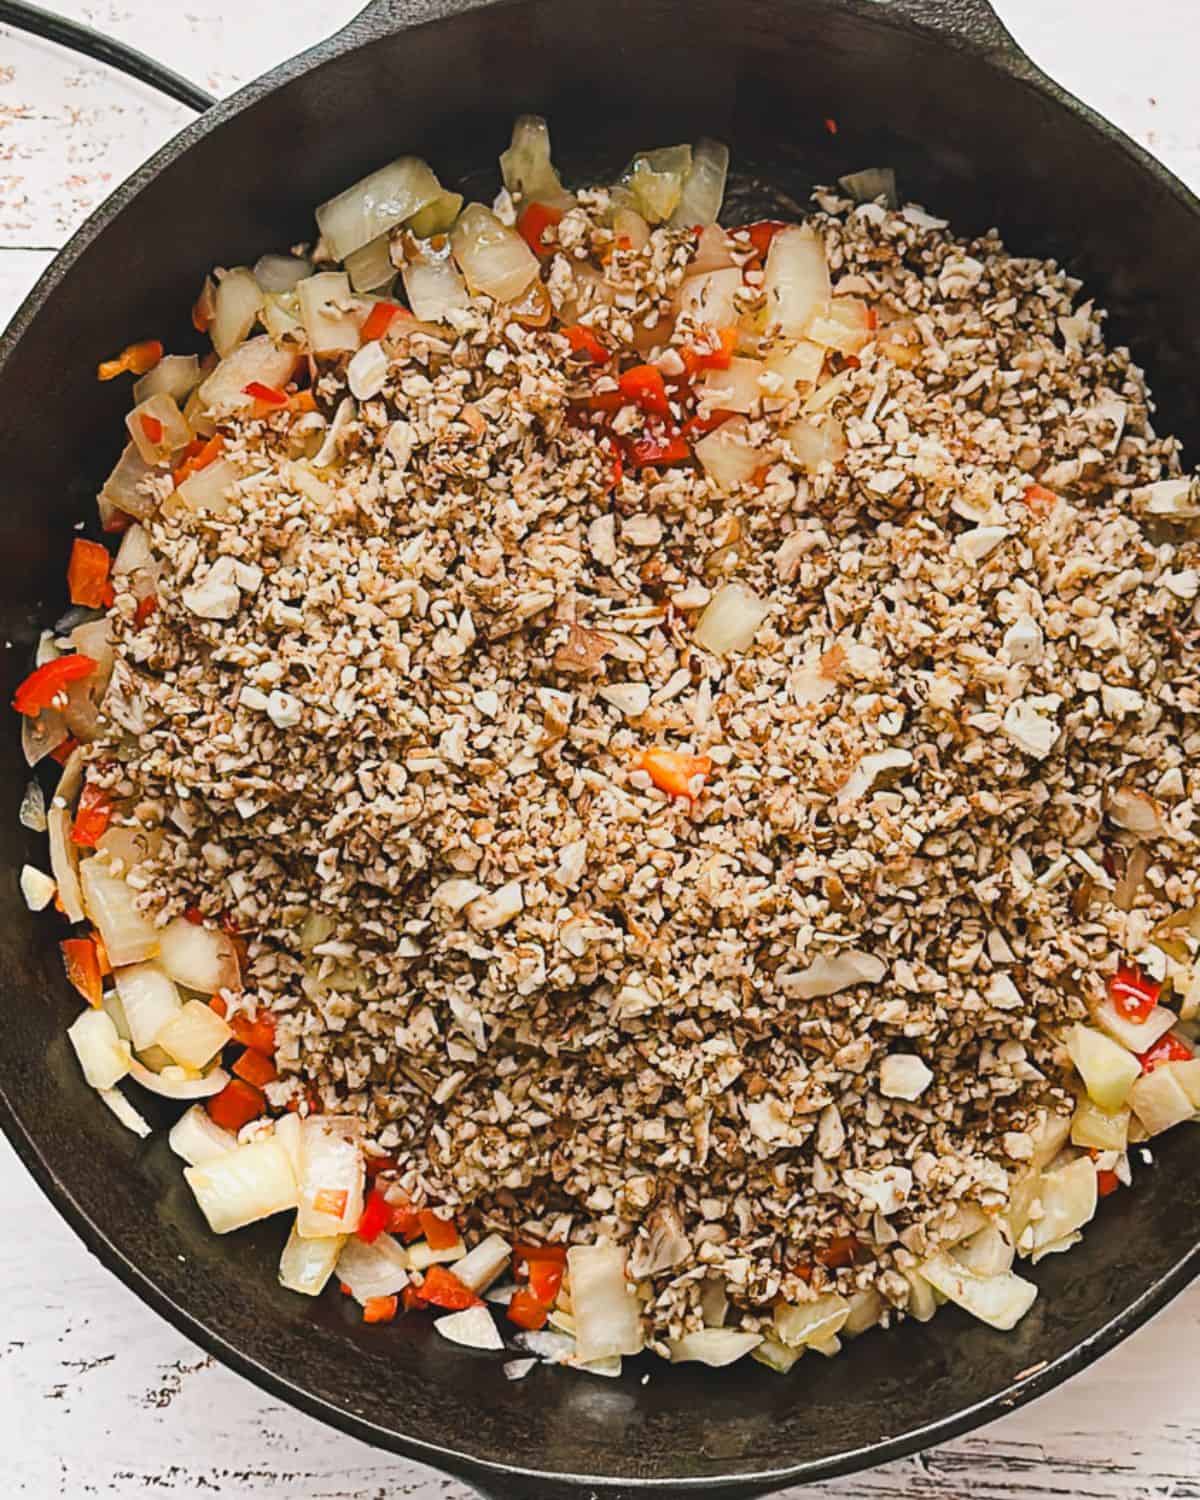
[2,1,1200,1494]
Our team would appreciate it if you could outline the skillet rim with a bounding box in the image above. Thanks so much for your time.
[2,0,1200,1491]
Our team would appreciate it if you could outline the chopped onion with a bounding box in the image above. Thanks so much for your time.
[98,1086,151,1138]
[125,393,191,465]
[315,155,442,261]
[613,207,651,253]
[296,272,362,355]
[20,864,56,912]
[173,457,241,517]
[453,1232,512,1292]
[347,340,390,401]
[273,1110,302,1180]
[198,336,299,418]
[184,1138,298,1234]
[296,1116,365,1237]
[133,354,201,406]
[100,442,160,522]
[919,1253,1037,1331]
[128,1057,228,1100]
[952,1223,1014,1278]
[905,1270,938,1322]
[436,1305,505,1351]
[47,808,83,922]
[694,583,770,657]
[499,115,572,208]
[699,1276,728,1328]
[752,1337,803,1373]
[676,267,742,331]
[1027,1157,1098,1253]
[805,298,872,356]
[254,253,312,294]
[261,292,307,350]
[159,917,240,994]
[169,1103,238,1165]
[567,1244,644,1362]
[1171,1057,1200,1109]
[70,617,114,685]
[451,205,539,303]
[693,416,763,493]
[211,267,264,357]
[503,1357,537,1381]
[344,235,395,294]
[19,780,46,832]
[279,1220,345,1296]
[1128,1062,1196,1135]
[113,961,181,1051]
[698,356,766,414]
[156,999,232,1070]
[407,188,464,238]
[668,1328,761,1366]
[407,1234,466,1270]
[95,822,161,876]
[838,167,898,208]
[101,987,131,1042]
[843,1287,885,1337]
[623,144,692,224]
[1031,1231,1083,1266]
[1070,1098,1130,1152]
[668,138,730,228]
[335,1232,410,1301]
[786,415,846,473]
[1091,996,1176,1054]
[515,1328,576,1363]
[23,708,68,767]
[1067,1022,1140,1111]
[401,237,470,323]
[764,225,830,337]
[773,1292,849,1348]
[68,1008,132,1091]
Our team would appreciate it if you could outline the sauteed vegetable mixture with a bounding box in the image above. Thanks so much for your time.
[16,118,1200,1375]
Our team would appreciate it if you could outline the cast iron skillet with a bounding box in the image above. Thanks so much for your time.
[1,1,1199,1495]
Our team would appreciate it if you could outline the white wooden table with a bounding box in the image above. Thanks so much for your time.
[2,1,1199,1494]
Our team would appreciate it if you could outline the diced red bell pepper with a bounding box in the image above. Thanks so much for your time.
[67,539,114,610]
[13,654,98,716]
[1023,483,1058,515]
[70,782,113,849]
[563,324,609,364]
[243,381,289,408]
[816,1235,859,1270]
[208,994,228,1020]
[172,432,224,487]
[635,746,713,799]
[506,1289,550,1331]
[741,220,787,259]
[517,201,564,257]
[419,1209,459,1249]
[140,414,164,445]
[360,301,402,342]
[1097,1169,1120,1198]
[388,1198,423,1241]
[588,388,625,415]
[92,931,112,976]
[61,937,103,1008]
[364,1153,398,1179]
[356,1189,391,1245]
[401,1284,428,1312]
[419,1265,481,1311]
[526,1258,564,1305]
[627,428,691,468]
[206,1078,266,1131]
[97,339,163,381]
[681,326,738,374]
[1109,965,1161,1024]
[134,595,158,626]
[512,1241,568,1266]
[618,363,671,418]
[683,406,736,438]
[229,1009,276,1057]
[233,1047,278,1088]
[1137,1032,1193,1073]
[49,736,79,764]
[362,1294,399,1324]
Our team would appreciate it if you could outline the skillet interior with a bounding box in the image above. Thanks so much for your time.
[2,0,1199,1493]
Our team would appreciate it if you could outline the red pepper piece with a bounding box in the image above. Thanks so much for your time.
[816,1235,859,1270]
[507,1289,550,1331]
[562,323,609,364]
[627,428,690,468]
[97,339,163,381]
[67,538,113,610]
[134,594,158,626]
[1097,1169,1120,1198]
[1109,965,1161,1024]
[401,1284,428,1312]
[419,1209,459,1249]
[232,1047,278,1088]
[618,363,671,418]
[360,301,402,342]
[681,326,738,374]
[740,221,787,260]
[588,388,625,415]
[208,992,227,1016]
[1023,483,1058,516]
[683,407,736,438]
[61,937,103,1008]
[1137,1032,1193,1073]
[70,782,113,848]
[512,1241,568,1266]
[206,1078,266,1131]
[420,1265,481,1310]
[12,655,98,716]
[517,201,564,258]
[229,1009,276,1057]
[356,1189,391,1245]
[362,1294,399,1324]
[526,1258,564,1305]
[140,413,164,445]
[243,381,289,407]
[388,1198,423,1241]
[49,736,79,764]
[635,746,713,799]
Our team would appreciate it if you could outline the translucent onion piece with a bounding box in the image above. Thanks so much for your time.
[786,416,847,474]
[905,1271,938,1322]
[81,860,159,967]
[159,917,241,994]
[133,354,201,406]
[23,707,68,767]
[805,298,872,356]
[184,1138,298,1234]
[344,235,395,295]
[70,617,114,685]
[698,356,765,414]
[613,207,651,253]
[1171,1057,1200,1110]
[407,1234,466,1271]
[436,1305,505,1350]
[347,341,389,401]
[68,1008,132,1091]
[567,1244,644,1362]
[296,272,362,355]
[764,225,830,337]
[273,1111,302,1181]
[169,1103,238,1165]
[113,961,182,1051]
[98,1086,151,1138]
[61,675,104,742]
[668,138,730,228]
[668,1328,761,1366]
[676,267,741,331]
[1070,1098,1130,1152]
[198,336,299,418]
[1067,1022,1140,1111]
[156,998,233,1071]
[128,1056,230,1100]
[335,1232,410,1301]
[1091,996,1176,1054]
[752,1337,803,1373]
[19,779,46,832]
[296,1116,365,1238]
[261,292,307,350]
[451,205,539,303]
[1128,1062,1196,1135]
[843,1287,885,1337]
[452,1232,512,1292]
[114,522,153,576]
[101,986,131,1041]
[173,457,241,517]
[623,144,692,224]
[699,1276,729,1328]
[95,822,162,876]
[773,1292,850,1348]
[402,238,470,323]
[693,416,762,493]
[100,442,160,522]
[694,582,770,657]
[1026,1158,1098,1254]
[838,167,899,208]
[951,1224,1014,1278]
[919,1253,1037,1331]
[253,252,312,294]
[499,115,572,208]
[211,267,264,357]
[48,806,84,922]
[407,188,464,238]
[125,393,191,465]
[315,156,442,261]
[279,1220,345,1296]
